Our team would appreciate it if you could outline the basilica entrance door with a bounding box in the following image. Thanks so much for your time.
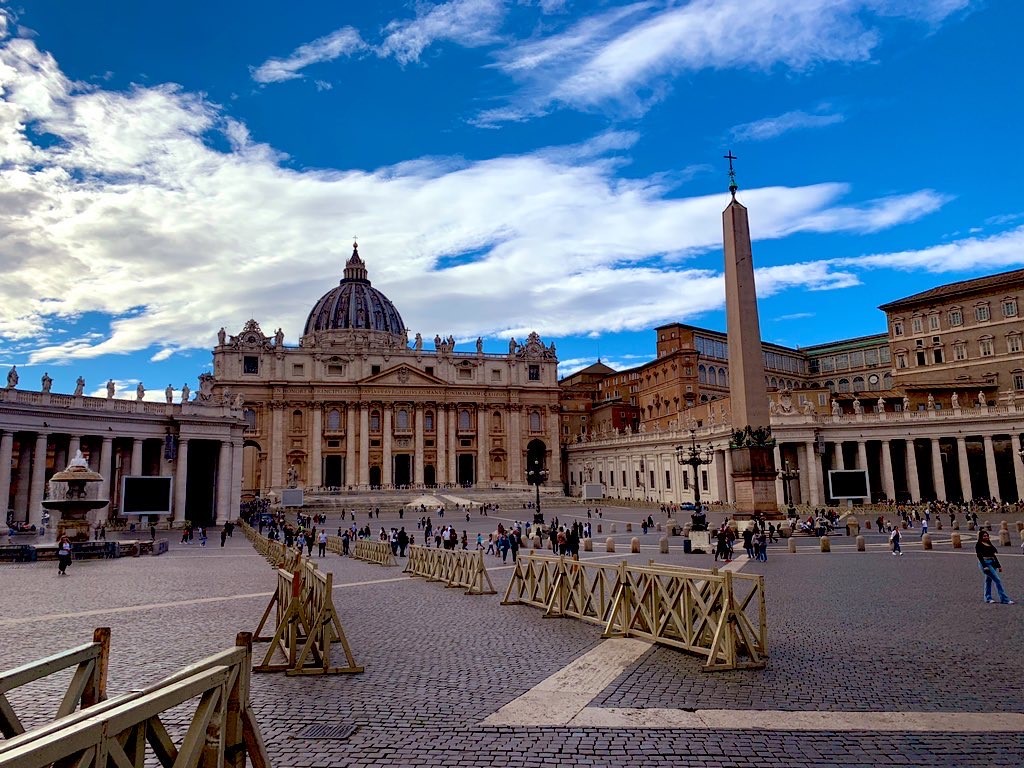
[457,454,475,486]
[424,465,436,487]
[369,466,382,488]
[324,456,342,489]
[394,455,412,487]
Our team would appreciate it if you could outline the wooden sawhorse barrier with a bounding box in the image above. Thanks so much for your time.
[403,546,496,595]
[352,539,396,566]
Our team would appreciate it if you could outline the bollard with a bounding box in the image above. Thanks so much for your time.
[865,519,871,530]
[1017,520,1024,533]
[936,517,942,530]
[788,537,797,554]
[846,517,860,537]
[659,536,669,554]
[999,530,1011,546]
[630,537,640,553]
[611,523,618,533]
[952,533,962,549]
[597,524,602,534]
[583,537,593,552]
[626,522,632,533]
[922,533,933,550]
[819,535,831,552]
[605,537,615,553]
[1000,521,1009,533]
[856,535,865,552]
[656,523,662,533]
[532,535,542,550]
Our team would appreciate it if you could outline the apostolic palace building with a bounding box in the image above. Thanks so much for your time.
[3,236,1024,528]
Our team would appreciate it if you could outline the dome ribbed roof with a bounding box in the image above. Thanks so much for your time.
[303,243,405,337]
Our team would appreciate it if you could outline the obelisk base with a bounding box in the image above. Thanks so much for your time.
[729,446,782,520]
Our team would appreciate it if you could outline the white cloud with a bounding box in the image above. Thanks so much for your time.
[729,109,844,142]
[86,378,179,402]
[0,33,952,366]
[775,312,815,321]
[251,27,365,84]
[833,224,1024,273]
[379,0,506,65]
[313,79,333,92]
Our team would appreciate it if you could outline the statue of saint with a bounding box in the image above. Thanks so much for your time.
[6,366,17,389]
[434,334,441,350]
[509,337,517,354]
[852,397,863,415]
[74,376,85,396]
[136,382,145,400]
[106,379,115,399]
[902,395,910,411]
[414,332,423,351]
[217,327,226,345]
[978,390,986,407]
[165,384,174,403]
[181,383,190,403]
[927,392,935,409]
[41,372,52,393]
[476,336,483,354]
[951,391,959,409]
[877,396,885,412]
[275,328,284,347]
[830,399,841,417]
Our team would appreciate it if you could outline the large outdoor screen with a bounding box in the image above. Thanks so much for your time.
[828,469,870,500]
[121,476,173,515]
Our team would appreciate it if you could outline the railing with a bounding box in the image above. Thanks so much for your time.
[0,632,270,768]
[404,545,495,595]
[502,554,767,671]
[352,540,396,567]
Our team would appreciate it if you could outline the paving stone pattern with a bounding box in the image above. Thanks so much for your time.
[1,502,1022,767]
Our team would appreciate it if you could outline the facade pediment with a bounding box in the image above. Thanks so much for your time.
[359,364,446,387]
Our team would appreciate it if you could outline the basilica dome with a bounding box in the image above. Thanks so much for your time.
[303,243,405,338]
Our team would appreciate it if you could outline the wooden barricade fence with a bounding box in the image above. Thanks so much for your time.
[352,539,397,566]
[403,545,496,595]
[0,628,109,739]
[241,522,305,571]
[0,631,270,768]
[253,561,363,676]
[502,554,767,672]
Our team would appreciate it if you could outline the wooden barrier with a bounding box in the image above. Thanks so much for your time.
[241,522,305,570]
[253,561,363,676]
[502,553,767,672]
[0,628,109,738]
[0,632,269,768]
[353,539,397,566]
[403,545,496,595]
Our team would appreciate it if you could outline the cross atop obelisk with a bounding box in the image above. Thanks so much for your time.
[724,150,738,197]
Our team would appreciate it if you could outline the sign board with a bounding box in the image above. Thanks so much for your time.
[121,476,173,516]
[280,488,304,508]
[581,483,604,500]
[828,469,870,500]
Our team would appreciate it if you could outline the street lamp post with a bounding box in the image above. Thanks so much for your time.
[778,460,800,510]
[527,459,549,525]
[675,429,714,511]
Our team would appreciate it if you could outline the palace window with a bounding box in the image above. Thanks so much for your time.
[529,411,542,432]
[949,308,963,326]
[370,410,381,432]
[458,409,472,431]
[698,365,707,383]
[979,337,994,357]
[291,410,303,431]
[708,368,718,386]
[491,369,502,381]
[976,304,991,322]
[665,470,671,490]
[838,378,850,393]
[1008,334,1022,354]
[396,409,410,431]
[291,364,304,376]
[928,314,941,331]
[1014,372,1024,390]
[327,408,341,431]
[718,367,727,385]
[371,365,381,375]
[425,411,434,432]
[893,321,904,337]
[852,376,865,391]
[911,317,923,334]
[916,351,927,366]
[953,342,967,361]
[528,365,540,381]
[243,356,259,375]
[1004,299,1018,318]
[243,408,256,432]
[933,348,943,364]
[896,353,908,369]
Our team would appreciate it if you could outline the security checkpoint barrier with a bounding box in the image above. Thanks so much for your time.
[352,539,397,567]
[403,545,496,595]
[253,560,362,676]
[0,631,270,768]
[241,523,305,571]
[501,553,767,672]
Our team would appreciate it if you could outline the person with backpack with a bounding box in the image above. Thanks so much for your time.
[890,526,902,556]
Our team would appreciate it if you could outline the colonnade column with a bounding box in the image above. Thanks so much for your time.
[27,433,48,527]
[68,436,81,459]
[414,405,425,486]
[880,440,895,501]
[358,405,370,487]
[507,405,522,486]
[797,444,810,505]
[773,445,785,506]
[345,404,357,487]
[97,436,113,508]
[436,405,447,486]
[905,439,921,502]
[983,435,999,500]
[230,438,244,518]
[929,438,946,501]
[310,406,323,489]
[476,408,489,485]
[804,441,822,506]
[1012,436,1024,502]
[215,441,231,524]
[713,449,727,503]
[270,405,284,488]
[723,449,734,506]
[957,437,973,501]
[14,443,31,518]
[447,408,457,484]
[0,431,13,518]
[382,406,393,488]
[856,440,867,471]
[833,441,845,470]
[174,438,189,522]
[130,438,143,477]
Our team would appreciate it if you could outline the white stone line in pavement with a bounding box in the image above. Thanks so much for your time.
[482,639,652,726]
[568,707,1024,732]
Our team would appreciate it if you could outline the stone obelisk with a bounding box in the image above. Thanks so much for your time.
[722,154,779,519]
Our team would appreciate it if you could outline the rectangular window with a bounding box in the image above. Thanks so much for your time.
[865,349,878,366]
[243,356,259,375]
[457,368,473,379]
[682,472,689,490]
[911,317,923,334]
[622,471,627,487]
[701,470,709,492]
[291,364,304,376]
[980,339,994,356]
[1009,336,1022,354]
[880,347,891,363]
[893,321,904,337]
[425,366,434,376]
[818,393,827,406]
[371,364,381,375]
[929,314,940,330]
[327,363,345,376]
[491,369,502,381]
[1014,373,1024,390]
[528,365,540,381]
[849,351,864,368]
[835,354,849,370]
[916,351,927,366]
[976,305,991,322]
[896,354,907,369]
[1004,300,1018,318]
[949,309,963,326]
[933,349,943,364]
[598,471,603,484]
[953,344,967,361]
[665,470,671,490]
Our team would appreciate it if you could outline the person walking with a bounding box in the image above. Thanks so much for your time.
[198,527,207,547]
[756,530,768,562]
[976,531,1014,604]
[318,530,328,557]
[742,527,755,559]
[57,535,73,575]
[889,526,902,555]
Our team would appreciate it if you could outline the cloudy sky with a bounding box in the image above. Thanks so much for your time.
[1,0,1022,399]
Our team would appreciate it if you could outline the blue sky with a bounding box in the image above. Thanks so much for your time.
[1,0,1022,400]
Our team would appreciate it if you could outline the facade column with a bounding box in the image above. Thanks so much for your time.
[833,441,845,470]
[27,432,49,528]
[547,405,560,474]
[856,440,868,471]
[929,438,946,501]
[230,437,244,519]
[358,405,370,487]
[97,436,114,508]
[804,441,822,506]
[435,405,447,486]
[131,438,144,477]
[880,440,895,502]
[508,406,522,486]
[14,442,31,519]
[270,405,284,488]
[957,437,973,501]
[68,435,81,459]
[345,404,357,487]
[1011,435,1024,502]
[382,406,393,488]
[310,405,323,489]
[713,449,726,503]
[215,440,231,524]
[447,407,458,484]
[773,445,785,506]
[414,405,425,486]
[983,434,1000,500]
[723,449,735,506]
[797,444,810,505]
[905,439,921,502]
[0,432,13,518]
[476,408,489,485]
[174,438,189,522]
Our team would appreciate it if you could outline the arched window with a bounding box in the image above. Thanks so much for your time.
[424,410,434,432]
[882,373,893,389]
[698,365,707,383]
[459,409,472,431]
[770,377,778,388]
[327,408,341,431]
[291,409,302,430]
[396,408,409,430]
[852,376,865,391]
[719,368,727,386]
[371,410,381,432]
[824,380,835,393]
[529,410,541,432]
[243,408,256,431]
[838,378,850,393]
[492,410,502,432]
[708,368,718,386]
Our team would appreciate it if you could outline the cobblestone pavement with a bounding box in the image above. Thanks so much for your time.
[2,500,1023,767]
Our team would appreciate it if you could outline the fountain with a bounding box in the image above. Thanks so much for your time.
[42,450,109,542]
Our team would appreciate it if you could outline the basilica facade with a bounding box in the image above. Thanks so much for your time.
[212,244,561,497]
